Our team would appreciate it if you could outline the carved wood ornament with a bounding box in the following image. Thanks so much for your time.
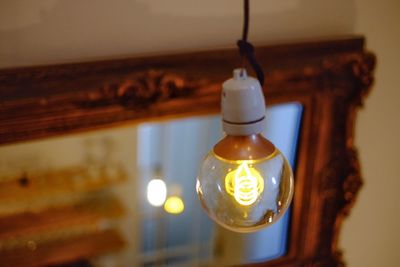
[0,36,375,266]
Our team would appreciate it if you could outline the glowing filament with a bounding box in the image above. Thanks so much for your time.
[225,162,264,206]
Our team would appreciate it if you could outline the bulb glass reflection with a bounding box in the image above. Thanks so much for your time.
[197,147,293,233]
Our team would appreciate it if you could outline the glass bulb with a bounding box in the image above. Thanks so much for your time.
[196,134,294,233]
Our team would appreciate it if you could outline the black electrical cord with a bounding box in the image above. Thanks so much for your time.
[237,0,265,86]
[241,0,250,42]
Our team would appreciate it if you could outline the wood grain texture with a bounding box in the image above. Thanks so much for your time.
[0,230,124,267]
[0,166,126,203]
[0,196,124,242]
[0,36,376,267]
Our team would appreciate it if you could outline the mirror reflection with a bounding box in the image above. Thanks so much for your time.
[0,103,302,267]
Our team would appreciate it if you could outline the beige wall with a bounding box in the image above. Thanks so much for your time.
[341,1,400,266]
[0,0,399,266]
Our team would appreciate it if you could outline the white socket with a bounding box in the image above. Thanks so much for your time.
[221,69,266,136]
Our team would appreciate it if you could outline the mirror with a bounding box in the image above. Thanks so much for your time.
[0,103,302,267]
[0,37,375,267]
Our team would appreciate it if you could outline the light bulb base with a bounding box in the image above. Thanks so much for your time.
[222,117,266,136]
[221,68,266,136]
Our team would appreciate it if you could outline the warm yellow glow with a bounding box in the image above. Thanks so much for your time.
[225,161,264,206]
[164,196,184,214]
[147,179,167,207]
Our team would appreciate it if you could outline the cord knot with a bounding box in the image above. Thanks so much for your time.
[236,39,264,87]
[237,40,254,56]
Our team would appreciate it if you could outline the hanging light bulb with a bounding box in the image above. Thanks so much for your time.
[196,69,294,233]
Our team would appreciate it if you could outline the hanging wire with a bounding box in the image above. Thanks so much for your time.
[241,0,250,44]
[237,0,265,86]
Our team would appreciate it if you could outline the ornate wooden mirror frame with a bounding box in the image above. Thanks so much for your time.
[0,36,375,266]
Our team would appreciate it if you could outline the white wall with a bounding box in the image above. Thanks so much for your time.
[0,0,399,266]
